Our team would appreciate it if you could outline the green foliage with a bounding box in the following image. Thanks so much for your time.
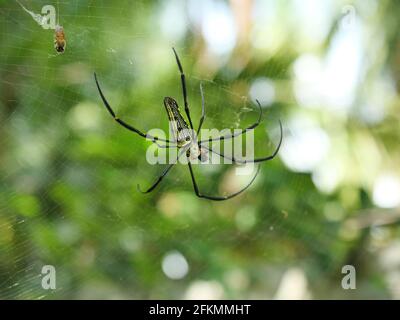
[0,0,399,299]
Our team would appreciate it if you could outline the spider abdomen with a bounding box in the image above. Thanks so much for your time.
[164,97,192,147]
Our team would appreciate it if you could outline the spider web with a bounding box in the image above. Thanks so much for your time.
[0,0,391,300]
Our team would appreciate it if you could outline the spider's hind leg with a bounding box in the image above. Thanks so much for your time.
[187,162,260,201]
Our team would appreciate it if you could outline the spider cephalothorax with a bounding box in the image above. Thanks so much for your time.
[94,48,282,201]
[184,142,208,162]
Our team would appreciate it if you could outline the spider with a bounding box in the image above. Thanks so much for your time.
[94,48,282,201]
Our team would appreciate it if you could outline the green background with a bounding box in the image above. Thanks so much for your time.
[1,0,399,299]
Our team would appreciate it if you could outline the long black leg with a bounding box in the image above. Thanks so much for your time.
[187,162,260,201]
[156,144,178,149]
[196,82,205,135]
[199,100,263,144]
[137,148,186,193]
[94,73,177,147]
[202,120,283,164]
[137,163,176,193]
[172,48,194,130]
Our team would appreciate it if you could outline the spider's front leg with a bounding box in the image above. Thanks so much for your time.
[199,100,263,144]
[172,48,194,130]
[202,120,283,164]
[94,72,177,146]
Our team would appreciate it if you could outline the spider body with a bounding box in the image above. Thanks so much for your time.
[164,96,207,162]
[94,48,282,201]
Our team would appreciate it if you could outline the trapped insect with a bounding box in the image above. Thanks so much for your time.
[54,25,65,53]
[54,1,65,54]
[94,48,282,201]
